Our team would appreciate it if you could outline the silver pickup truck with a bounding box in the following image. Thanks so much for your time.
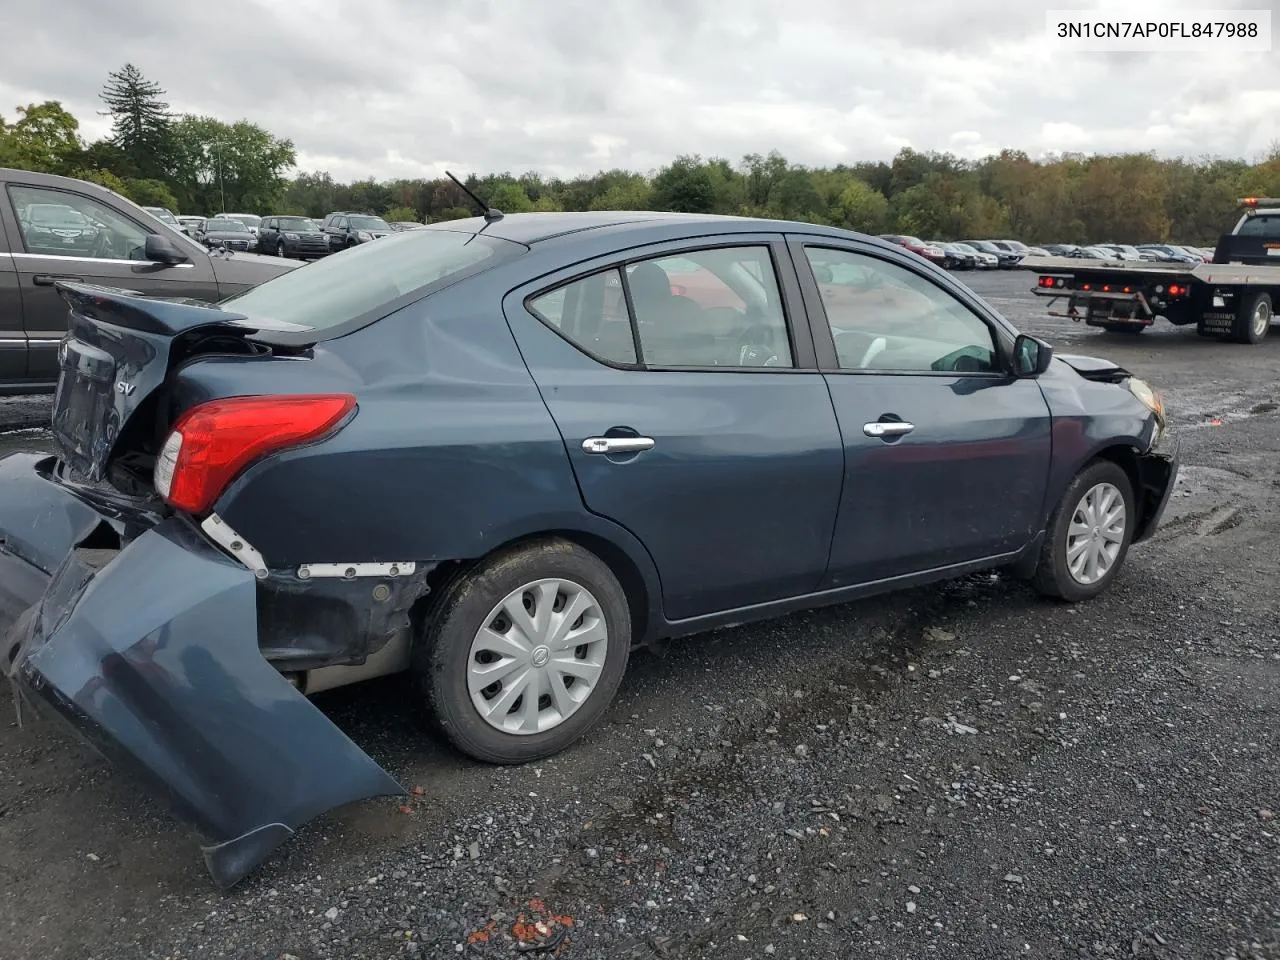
[1021,198,1280,344]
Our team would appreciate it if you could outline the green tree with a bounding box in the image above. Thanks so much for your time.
[100,64,173,180]
[833,179,890,233]
[169,115,295,214]
[651,155,716,213]
[384,205,419,223]
[588,172,652,210]
[0,101,83,173]
[123,177,178,209]
[488,182,534,212]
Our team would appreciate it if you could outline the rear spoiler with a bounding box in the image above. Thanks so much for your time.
[55,282,312,337]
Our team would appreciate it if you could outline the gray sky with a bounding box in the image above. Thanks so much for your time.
[0,0,1275,182]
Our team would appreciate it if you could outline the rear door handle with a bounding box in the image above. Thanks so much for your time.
[33,274,83,286]
[863,421,914,438]
[582,436,655,455]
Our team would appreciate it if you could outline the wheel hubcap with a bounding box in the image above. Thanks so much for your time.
[467,578,608,735]
[1066,482,1127,585]
[1254,301,1272,337]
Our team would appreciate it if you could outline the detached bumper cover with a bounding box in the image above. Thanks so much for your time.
[1,454,403,889]
[1133,432,1179,542]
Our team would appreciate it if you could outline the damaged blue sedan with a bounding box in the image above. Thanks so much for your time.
[0,211,1177,888]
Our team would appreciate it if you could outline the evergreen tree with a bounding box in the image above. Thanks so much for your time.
[100,64,173,180]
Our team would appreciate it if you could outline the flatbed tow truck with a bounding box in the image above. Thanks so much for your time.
[1021,198,1280,344]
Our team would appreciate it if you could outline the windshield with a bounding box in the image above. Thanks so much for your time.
[348,216,390,230]
[28,204,88,226]
[225,214,261,226]
[145,207,178,224]
[221,229,516,335]
[277,217,314,229]
[206,219,249,232]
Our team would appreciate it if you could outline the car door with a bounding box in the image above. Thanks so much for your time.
[0,209,25,385]
[788,238,1052,588]
[0,180,220,383]
[259,217,276,251]
[502,236,845,622]
[327,216,347,251]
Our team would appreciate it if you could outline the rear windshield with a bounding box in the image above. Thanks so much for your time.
[1237,214,1280,239]
[221,229,518,339]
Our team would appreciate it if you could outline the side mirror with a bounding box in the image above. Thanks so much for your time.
[1013,334,1053,377]
[144,232,189,265]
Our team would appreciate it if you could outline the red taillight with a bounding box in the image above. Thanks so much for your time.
[1168,284,1183,296]
[155,394,356,514]
[1103,284,1111,292]
[1082,283,1092,291]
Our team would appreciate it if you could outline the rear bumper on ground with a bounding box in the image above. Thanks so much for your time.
[0,453,403,889]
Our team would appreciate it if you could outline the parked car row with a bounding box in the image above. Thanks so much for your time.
[879,236,1049,271]
[1042,243,1214,263]
[881,234,1216,270]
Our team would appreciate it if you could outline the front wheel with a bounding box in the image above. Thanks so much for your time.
[415,538,631,763]
[1033,460,1136,602]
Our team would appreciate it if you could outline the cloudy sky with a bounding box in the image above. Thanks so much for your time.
[0,0,1275,182]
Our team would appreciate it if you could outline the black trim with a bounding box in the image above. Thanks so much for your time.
[785,235,1017,377]
[519,236,820,374]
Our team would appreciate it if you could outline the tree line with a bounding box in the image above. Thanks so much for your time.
[1,65,1277,244]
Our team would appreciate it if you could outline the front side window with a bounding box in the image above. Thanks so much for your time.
[10,185,152,261]
[625,246,792,368]
[804,247,999,374]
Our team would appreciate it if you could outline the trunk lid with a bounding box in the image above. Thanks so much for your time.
[50,282,305,483]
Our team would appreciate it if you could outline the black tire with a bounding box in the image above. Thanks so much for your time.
[1232,291,1272,345]
[1099,324,1145,335]
[414,538,631,764]
[1033,460,1136,602]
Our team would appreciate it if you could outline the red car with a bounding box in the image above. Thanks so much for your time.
[879,234,947,266]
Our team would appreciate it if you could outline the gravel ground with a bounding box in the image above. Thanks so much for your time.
[1,271,1277,960]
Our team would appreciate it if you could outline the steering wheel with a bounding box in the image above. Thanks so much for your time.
[736,322,780,367]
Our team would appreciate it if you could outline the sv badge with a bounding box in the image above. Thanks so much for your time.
[115,380,136,396]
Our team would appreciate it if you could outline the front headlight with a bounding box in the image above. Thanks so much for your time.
[1127,377,1166,426]
[283,232,299,239]
[357,230,372,241]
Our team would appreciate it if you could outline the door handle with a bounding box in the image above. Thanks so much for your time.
[863,421,914,438]
[582,436,656,455]
[33,274,83,286]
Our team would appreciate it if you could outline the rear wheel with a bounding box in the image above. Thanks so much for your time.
[1033,460,1135,602]
[1232,291,1272,344]
[414,538,631,764]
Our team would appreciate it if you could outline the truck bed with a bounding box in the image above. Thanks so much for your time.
[1019,256,1280,286]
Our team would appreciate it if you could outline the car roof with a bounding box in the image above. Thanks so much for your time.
[415,211,915,258]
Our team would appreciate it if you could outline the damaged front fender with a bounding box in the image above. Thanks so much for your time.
[8,517,404,889]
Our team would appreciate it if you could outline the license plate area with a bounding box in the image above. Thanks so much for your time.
[50,337,119,480]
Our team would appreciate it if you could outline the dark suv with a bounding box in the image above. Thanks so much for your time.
[321,212,394,251]
[0,168,299,393]
[259,216,330,259]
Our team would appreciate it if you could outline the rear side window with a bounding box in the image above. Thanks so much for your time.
[529,269,637,365]
[222,229,514,336]
[527,244,794,369]
[1237,215,1280,239]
